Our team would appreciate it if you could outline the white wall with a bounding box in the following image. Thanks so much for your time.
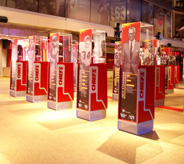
[0,40,7,76]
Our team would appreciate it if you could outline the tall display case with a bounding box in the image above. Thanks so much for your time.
[26,36,49,102]
[47,33,74,110]
[76,28,107,121]
[118,22,155,135]
[160,47,175,94]
[153,39,165,107]
[10,39,28,97]
[112,42,121,100]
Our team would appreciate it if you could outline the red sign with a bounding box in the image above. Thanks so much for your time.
[17,64,21,79]
[58,66,64,86]
[92,68,97,92]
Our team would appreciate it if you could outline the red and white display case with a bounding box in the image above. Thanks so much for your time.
[118,22,155,135]
[10,39,28,97]
[26,36,49,102]
[47,33,74,110]
[76,28,107,121]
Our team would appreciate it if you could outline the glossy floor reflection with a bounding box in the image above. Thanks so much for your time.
[0,77,184,164]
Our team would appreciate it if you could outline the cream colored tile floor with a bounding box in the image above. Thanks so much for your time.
[0,77,184,164]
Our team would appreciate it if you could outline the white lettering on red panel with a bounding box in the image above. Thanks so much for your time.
[34,63,41,83]
[90,66,98,93]
[17,63,22,80]
[58,65,65,87]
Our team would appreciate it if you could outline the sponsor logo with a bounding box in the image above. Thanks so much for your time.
[140,71,144,99]
[17,64,21,79]
[156,68,160,86]
[92,68,96,91]
[35,65,40,82]
[58,66,64,86]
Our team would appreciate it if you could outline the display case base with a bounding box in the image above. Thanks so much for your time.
[10,90,26,97]
[166,89,174,94]
[47,101,73,110]
[112,93,118,100]
[76,109,106,121]
[26,95,47,103]
[155,99,164,107]
[175,84,179,88]
[118,119,153,135]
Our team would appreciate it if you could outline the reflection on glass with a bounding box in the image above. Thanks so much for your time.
[0,0,5,6]
[110,0,126,27]
[39,0,65,17]
[91,0,110,26]
[142,0,153,25]
[66,0,90,22]
[7,0,38,12]
[164,10,171,38]
[127,0,141,23]
[154,5,164,36]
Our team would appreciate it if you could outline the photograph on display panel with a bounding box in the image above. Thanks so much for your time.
[48,33,59,101]
[141,39,155,65]
[119,22,140,122]
[91,0,110,26]
[65,0,90,22]
[110,0,126,27]
[113,42,121,94]
[78,29,92,110]
[27,36,36,95]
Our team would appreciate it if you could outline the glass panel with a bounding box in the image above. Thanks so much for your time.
[127,0,141,23]
[65,0,90,22]
[39,0,65,17]
[154,5,164,36]
[90,0,110,26]
[142,0,153,25]
[7,0,38,12]
[0,0,6,6]
[164,9,171,38]
[110,0,126,27]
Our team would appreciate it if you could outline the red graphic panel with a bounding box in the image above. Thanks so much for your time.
[79,29,92,42]
[137,66,155,123]
[34,62,49,96]
[57,62,74,102]
[90,63,107,111]
[16,61,28,91]
[155,65,165,100]
[167,65,175,90]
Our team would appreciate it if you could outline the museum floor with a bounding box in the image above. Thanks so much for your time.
[0,77,184,164]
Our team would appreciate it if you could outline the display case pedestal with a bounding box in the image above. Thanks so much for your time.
[26,62,49,103]
[47,101,73,110]
[112,93,118,100]
[47,62,74,110]
[77,63,107,121]
[77,109,106,121]
[118,119,153,135]
[118,66,155,136]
